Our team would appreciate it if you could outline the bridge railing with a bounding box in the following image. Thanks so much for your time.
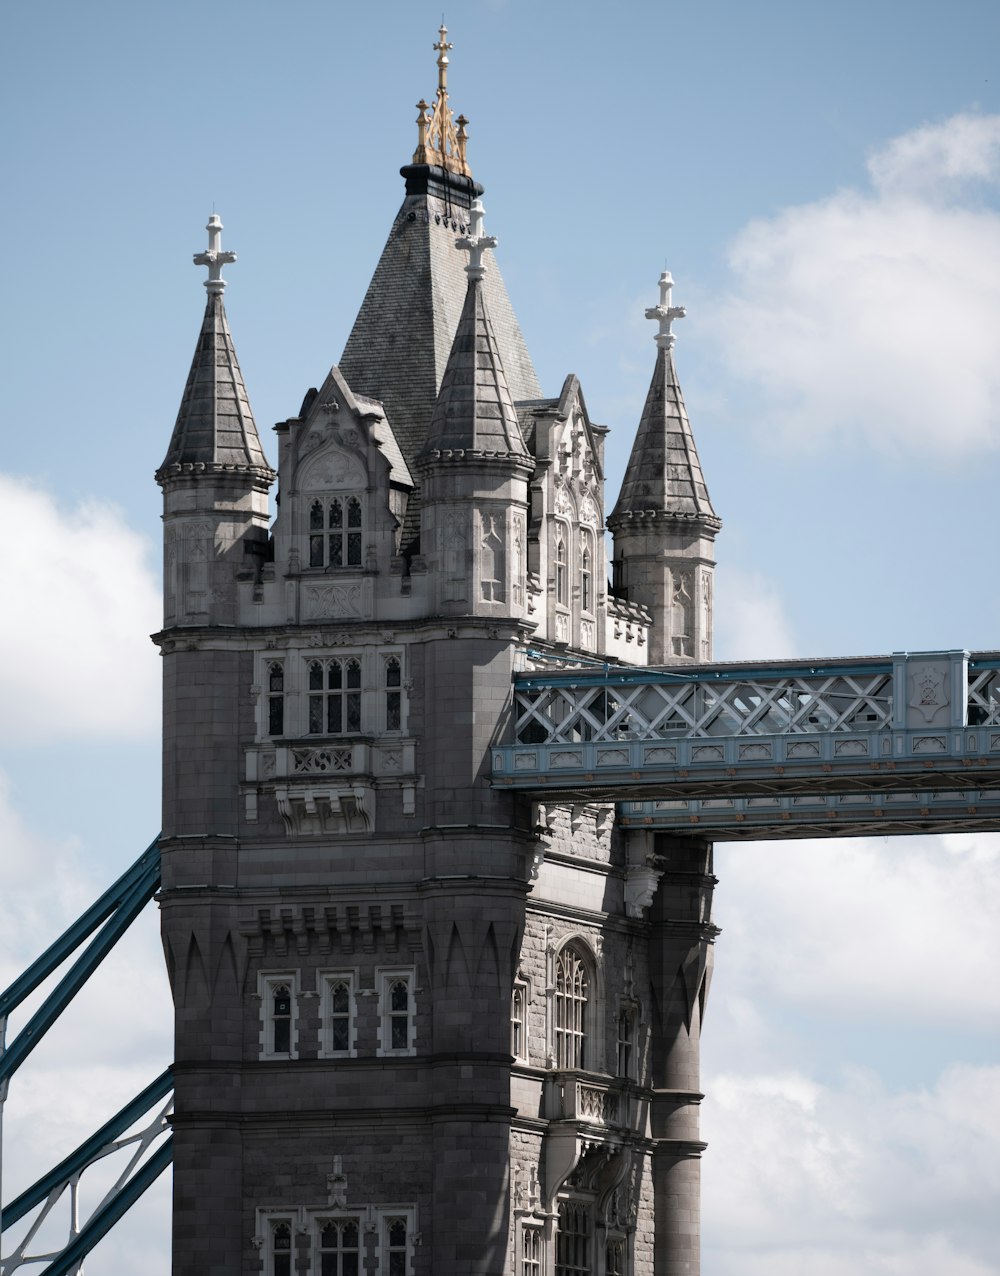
[511,650,1000,746]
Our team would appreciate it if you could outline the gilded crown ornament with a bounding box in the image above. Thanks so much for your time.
[412,24,471,177]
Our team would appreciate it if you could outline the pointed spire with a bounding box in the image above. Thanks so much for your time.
[609,272,720,528]
[420,202,530,461]
[157,216,274,482]
[412,23,471,177]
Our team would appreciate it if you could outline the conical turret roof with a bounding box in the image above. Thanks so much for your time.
[609,272,720,529]
[157,216,273,482]
[421,275,531,460]
[338,32,540,476]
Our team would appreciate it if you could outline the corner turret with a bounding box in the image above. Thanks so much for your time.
[157,215,275,627]
[417,200,533,614]
[607,271,721,662]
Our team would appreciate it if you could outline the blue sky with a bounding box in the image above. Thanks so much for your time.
[2,2,1000,1273]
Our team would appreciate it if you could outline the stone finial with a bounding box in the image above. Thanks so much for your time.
[645,270,686,350]
[456,199,496,281]
[411,25,472,176]
[193,214,236,295]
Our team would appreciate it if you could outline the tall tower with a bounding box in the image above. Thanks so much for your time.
[608,273,721,663]
[157,31,720,1276]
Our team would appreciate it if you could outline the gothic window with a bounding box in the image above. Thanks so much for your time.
[309,496,363,569]
[384,1216,409,1276]
[555,526,568,607]
[555,945,590,1070]
[521,1224,542,1276]
[271,1220,293,1276]
[606,1238,626,1276]
[259,973,298,1059]
[377,969,415,1056]
[555,1201,591,1276]
[481,513,505,602]
[321,973,357,1057]
[318,1219,361,1276]
[267,662,285,737]
[384,656,402,731]
[580,531,594,614]
[309,658,362,735]
[617,1005,637,1080]
[511,980,528,1061]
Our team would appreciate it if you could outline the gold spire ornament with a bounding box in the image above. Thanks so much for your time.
[412,24,472,177]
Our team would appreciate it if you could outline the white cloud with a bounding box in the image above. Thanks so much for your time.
[714,834,1000,1029]
[703,1063,1000,1275]
[713,564,800,660]
[0,474,161,742]
[0,771,171,1270]
[699,113,1000,456]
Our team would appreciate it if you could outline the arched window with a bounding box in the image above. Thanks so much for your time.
[555,945,590,1069]
[555,527,568,606]
[555,1201,591,1276]
[385,1218,408,1276]
[617,1005,636,1079]
[384,656,402,731]
[309,496,364,568]
[580,531,593,614]
[267,662,284,737]
[309,658,362,735]
[318,1220,360,1276]
[271,983,292,1054]
[271,1221,292,1276]
[511,982,527,1060]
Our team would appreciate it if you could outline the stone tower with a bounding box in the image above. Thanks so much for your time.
[156,29,720,1276]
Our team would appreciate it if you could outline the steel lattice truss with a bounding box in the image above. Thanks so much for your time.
[494,651,1000,837]
[1,1076,172,1276]
[514,668,895,744]
[0,841,170,1276]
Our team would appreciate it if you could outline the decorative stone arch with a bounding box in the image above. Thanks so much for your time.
[545,932,605,1073]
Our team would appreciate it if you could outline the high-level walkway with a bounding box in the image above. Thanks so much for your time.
[492,648,1000,838]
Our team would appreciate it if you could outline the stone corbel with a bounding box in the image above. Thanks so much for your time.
[624,867,663,918]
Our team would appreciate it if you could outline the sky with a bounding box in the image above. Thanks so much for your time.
[2,0,1000,1272]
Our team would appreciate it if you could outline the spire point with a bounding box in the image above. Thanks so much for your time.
[194,213,236,295]
[456,198,496,281]
[412,25,471,177]
[645,269,686,350]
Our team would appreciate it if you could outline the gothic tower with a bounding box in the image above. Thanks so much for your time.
[608,273,721,663]
[156,30,720,1276]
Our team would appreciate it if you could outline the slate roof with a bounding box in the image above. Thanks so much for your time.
[339,168,540,472]
[608,344,720,528]
[420,278,530,459]
[158,291,273,479]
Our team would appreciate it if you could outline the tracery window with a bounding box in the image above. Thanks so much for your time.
[377,969,415,1056]
[259,973,298,1059]
[511,981,527,1061]
[384,1216,409,1276]
[580,531,593,614]
[318,1218,361,1276]
[521,1224,542,1276]
[309,658,362,735]
[309,496,363,568]
[384,656,402,731]
[321,973,357,1057]
[555,1201,591,1276]
[271,1220,293,1276]
[555,526,568,606]
[555,945,589,1069]
[267,662,285,737]
[617,1005,636,1079]
[606,1237,626,1276]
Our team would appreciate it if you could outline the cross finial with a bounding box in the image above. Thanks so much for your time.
[434,23,453,94]
[456,198,497,281]
[645,270,686,350]
[193,214,236,295]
